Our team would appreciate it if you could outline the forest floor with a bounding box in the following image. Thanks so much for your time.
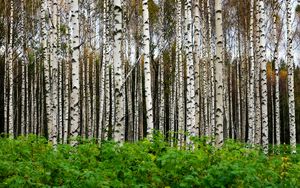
[0,135,299,187]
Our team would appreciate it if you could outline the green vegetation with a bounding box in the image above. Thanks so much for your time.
[0,135,299,187]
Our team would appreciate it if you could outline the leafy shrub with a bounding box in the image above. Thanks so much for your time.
[0,135,299,187]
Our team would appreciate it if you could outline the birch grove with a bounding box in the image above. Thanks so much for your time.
[0,0,299,154]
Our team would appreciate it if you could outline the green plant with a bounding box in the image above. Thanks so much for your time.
[0,135,299,187]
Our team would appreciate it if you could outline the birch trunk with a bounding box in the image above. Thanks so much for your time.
[259,0,268,154]
[159,59,165,135]
[8,0,14,138]
[207,0,215,140]
[193,1,200,136]
[50,0,58,146]
[273,5,280,147]
[142,0,154,137]
[201,0,209,137]
[70,0,80,146]
[176,0,184,148]
[236,56,241,140]
[194,0,201,138]
[215,0,224,147]
[248,0,255,144]
[101,0,108,140]
[286,0,296,154]
[64,9,71,144]
[255,0,262,145]
[185,0,196,146]
[4,0,8,134]
[113,0,125,142]
[21,0,26,135]
[42,0,53,141]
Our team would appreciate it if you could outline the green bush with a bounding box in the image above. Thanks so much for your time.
[0,135,299,187]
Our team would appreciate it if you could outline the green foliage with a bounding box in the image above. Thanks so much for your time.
[0,135,299,187]
[60,24,68,36]
[296,4,300,13]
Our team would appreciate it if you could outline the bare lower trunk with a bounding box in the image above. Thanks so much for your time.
[286,0,296,154]
[70,0,80,146]
[142,0,154,138]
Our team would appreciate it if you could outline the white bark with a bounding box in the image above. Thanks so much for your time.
[50,0,58,146]
[185,0,195,147]
[255,0,262,145]
[201,0,209,137]
[215,0,224,147]
[113,0,125,142]
[8,0,14,138]
[259,0,268,154]
[159,58,165,135]
[236,54,241,140]
[194,0,201,138]
[4,0,7,134]
[185,0,196,146]
[42,0,53,142]
[100,0,109,140]
[207,0,215,140]
[64,8,71,144]
[286,0,296,154]
[248,0,255,145]
[70,0,80,146]
[142,0,154,138]
[176,0,184,148]
[273,4,280,147]
[21,0,26,135]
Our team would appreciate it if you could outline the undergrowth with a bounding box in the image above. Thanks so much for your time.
[0,135,299,187]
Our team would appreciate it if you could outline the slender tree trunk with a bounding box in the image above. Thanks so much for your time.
[273,4,280,147]
[42,0,53,141]
[113,0,125,142]
[159,58,165,135]
[64,8,71,144]
[207,0,215,140]
[8,0,14,138]
[50,0,58,146]
[185,0,196,147]
[201,0,209,137]
[259,0,268,154]
[215,0,224,147]
[194,0,201,138]
[286,0,296,154]
[255,0,262,145]
[176,0,184,148]
[21,0,26,135]
[70,0,80,146]
[142,0,154,137]
[236,55,241,140]
[248,0,255,144]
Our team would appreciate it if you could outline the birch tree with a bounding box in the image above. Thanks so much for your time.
[201,0,209,137]
[194,0,201,137]
[142,0,154,137]
[8,0,14,137]
[286,0,296,154]
[70,0,80,146]
[255,0,262,145]
[215,0,224,147]
[259,0,268,154]
[21,0,26,135]
[185,0,196,146]
[248,0,255,145]
[50,0,59,146]
[113,0,125,142]
[273,2,280,147]
[207,0,215,139]
[176,0,184,148]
